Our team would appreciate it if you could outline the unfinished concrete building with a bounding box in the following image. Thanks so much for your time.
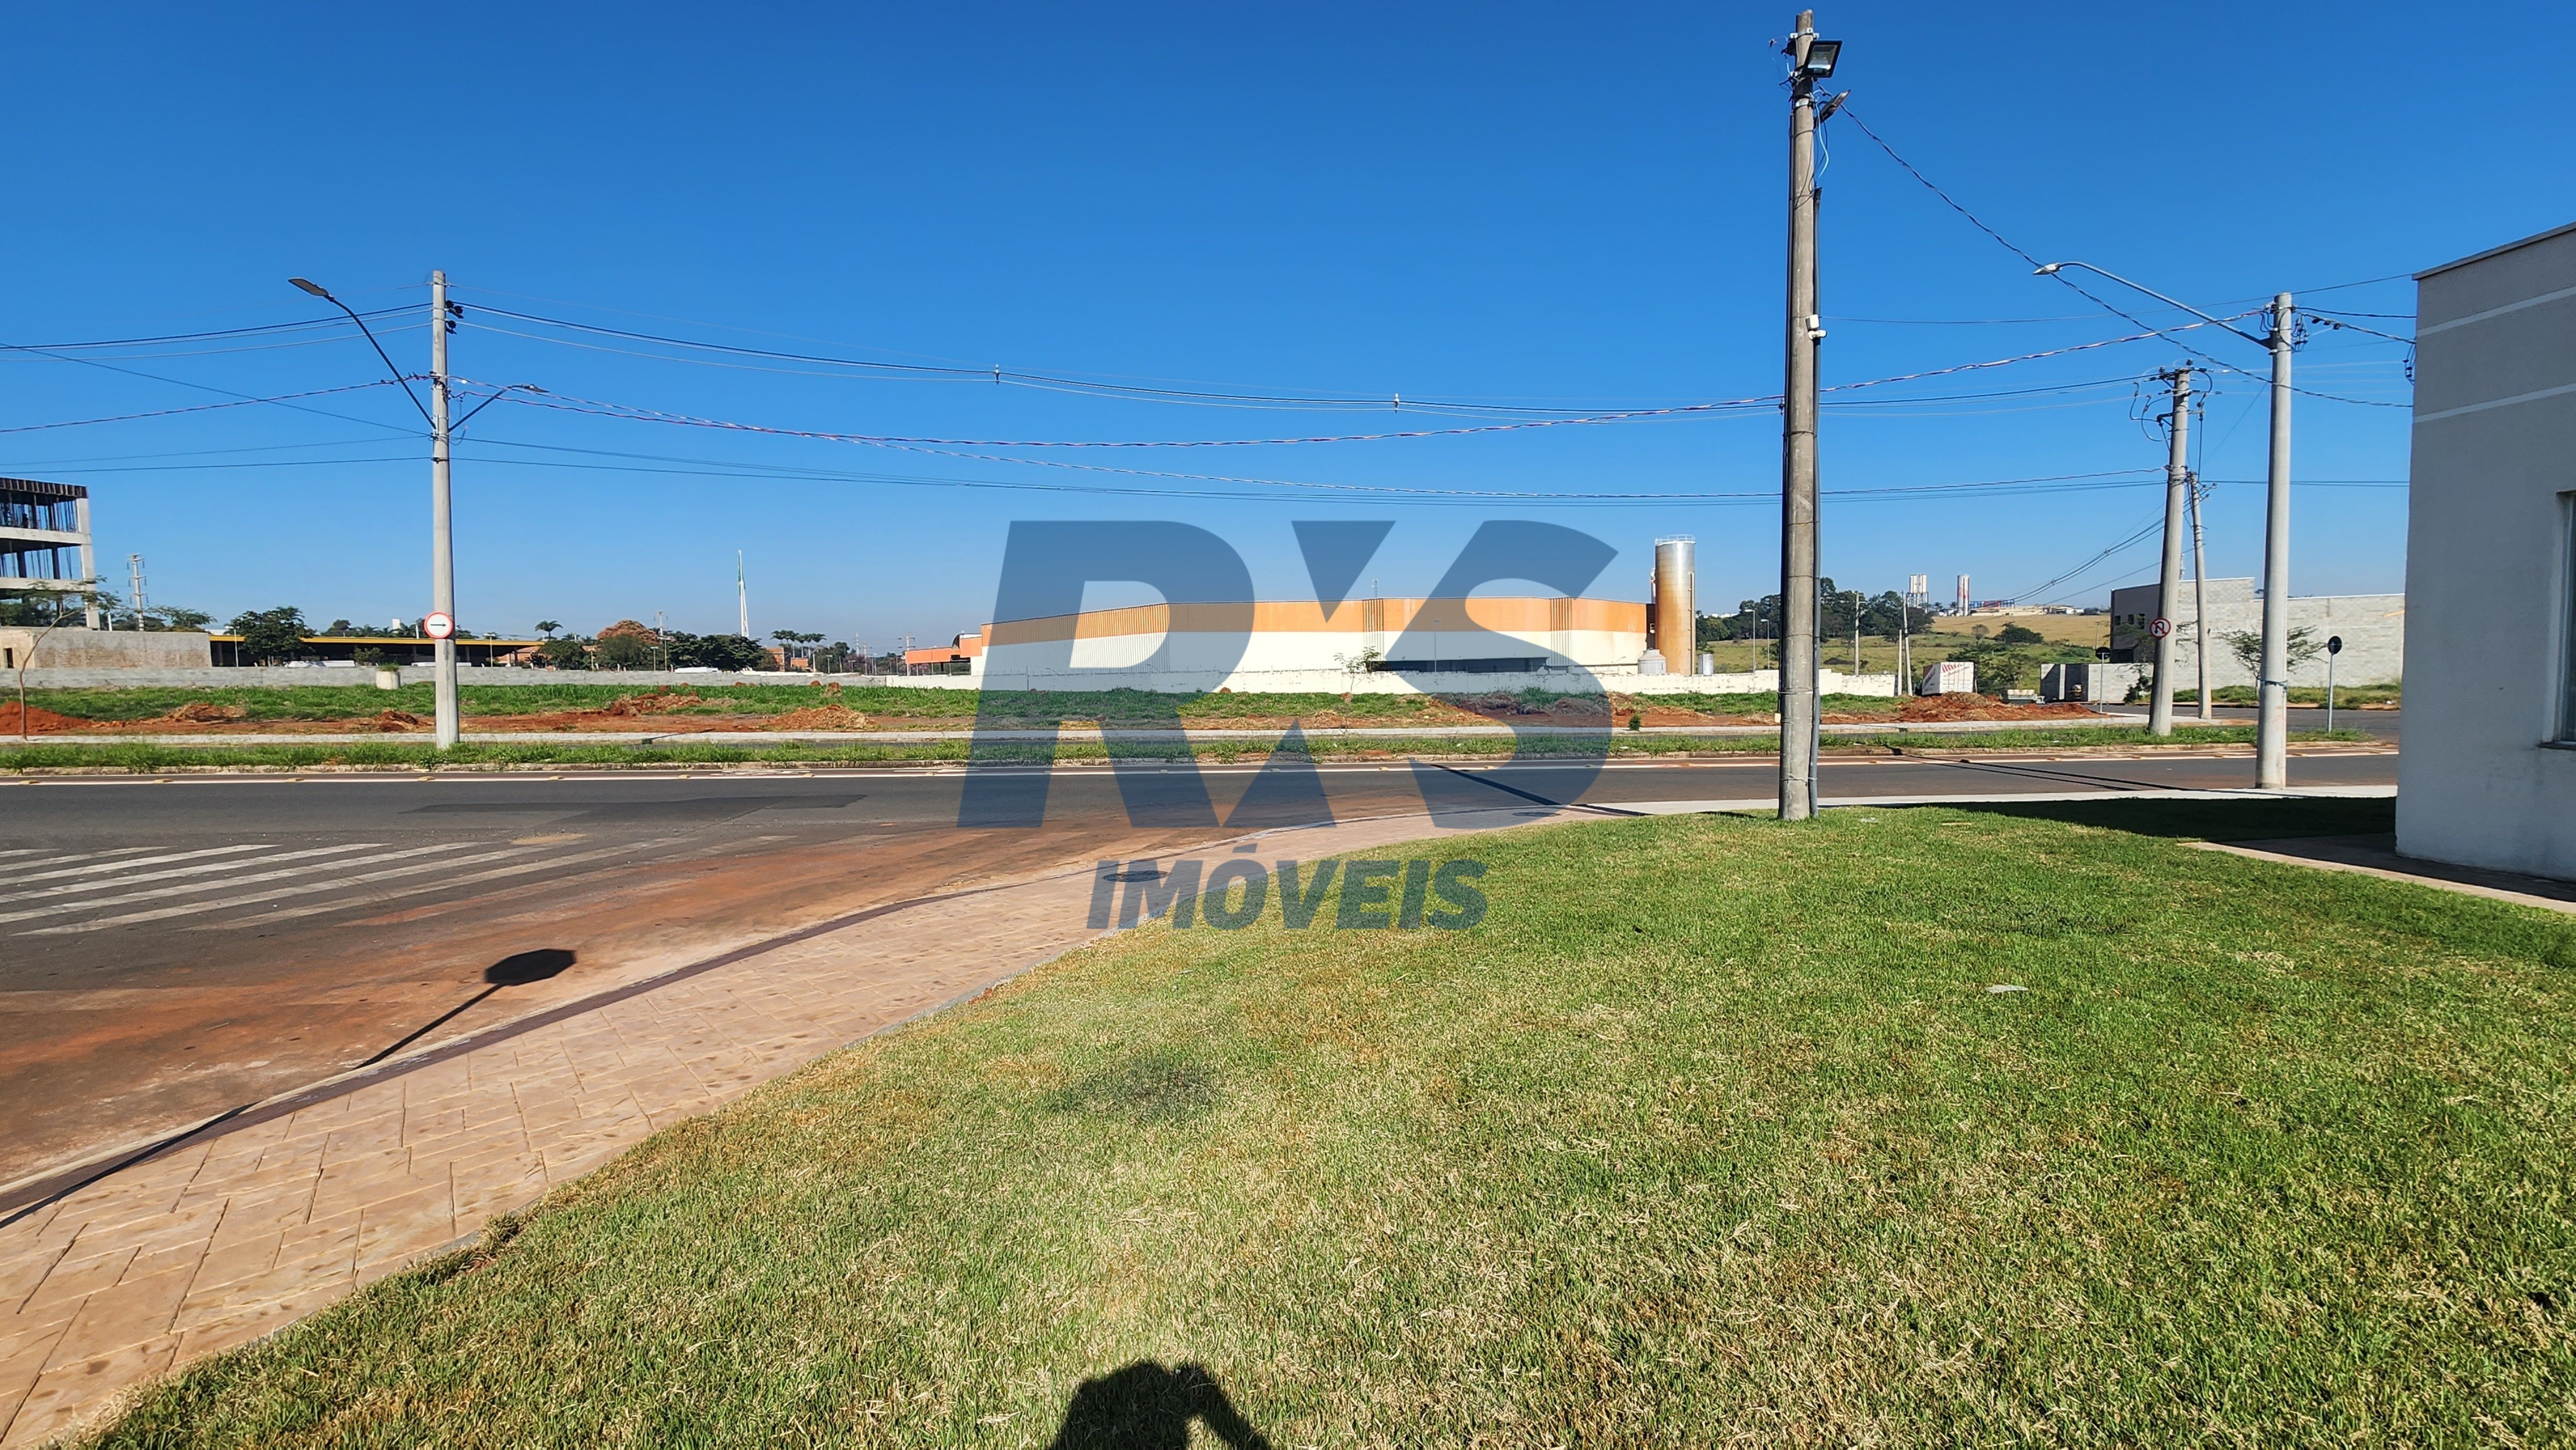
[1,478,98,628]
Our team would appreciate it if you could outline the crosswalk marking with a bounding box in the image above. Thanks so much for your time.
[209,840,670,927]
[0,843,390,909]
[0,846,157,869]
[22,842,551,934]
[0,844,285,899]
[0,842,479,927]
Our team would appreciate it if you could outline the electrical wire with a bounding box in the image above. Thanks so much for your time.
[2000,510,2167,604]
[0,381,414,436]
[451,430,2170,504]
[0,308,411,352]
[1834,103,2408,409]
[447,327,2212,454]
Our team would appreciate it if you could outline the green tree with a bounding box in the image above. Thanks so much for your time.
[534,620,562,637]
[227,606,310,664]
[2223,627,2326,677]
[665,631,770,671]
[595,633,653,670]
[1997,623,2045,646]
[538,635,591,670]
[149,606,214,632]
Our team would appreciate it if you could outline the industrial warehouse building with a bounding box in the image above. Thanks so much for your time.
[891,536,1826,693]
[918,593,1655,693]
[2398,220,2576,881]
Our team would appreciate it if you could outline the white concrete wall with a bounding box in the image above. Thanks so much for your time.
[2398,221,2576,881]
[0,628,210,671]
[2106,581,2403,688]
[4,664,1903,697]
[993,627,1644,680]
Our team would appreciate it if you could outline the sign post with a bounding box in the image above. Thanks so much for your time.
[2325,634,2343,732]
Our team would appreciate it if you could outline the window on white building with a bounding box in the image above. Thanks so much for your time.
[2563,495,2576,742]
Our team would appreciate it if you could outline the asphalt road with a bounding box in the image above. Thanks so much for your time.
[0,747,2395,1187]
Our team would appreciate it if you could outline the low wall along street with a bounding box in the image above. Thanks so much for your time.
[2106,579,2404,688]
[10,663,1901,696]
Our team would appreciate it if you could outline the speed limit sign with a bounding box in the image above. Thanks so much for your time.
[423,611,456,640]
[2148,617,2172,639]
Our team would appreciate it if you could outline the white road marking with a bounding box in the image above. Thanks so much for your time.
[19,842,546,934]
[0,842,479,927]
[0,846,158,868]
[206,840,672,927]
[0,843,389,907]
[0,844,281,894]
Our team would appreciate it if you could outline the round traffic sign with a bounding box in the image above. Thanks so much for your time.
[2326,634,2344,655]
[2148,617,2172,639]
[423,611,455,640]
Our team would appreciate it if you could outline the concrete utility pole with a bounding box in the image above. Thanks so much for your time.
[2030,263,2299,776]
[1778,9,1838,822]
[126,554,146,626]
[2148,366,2192,736]
[737,551,751,638]
[2187,473,2212,720]
[2256,293,2295,788]
[430,270,460,749]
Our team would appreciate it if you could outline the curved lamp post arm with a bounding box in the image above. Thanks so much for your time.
[288,278,432,423]
[2033,262,2270,347]
[451,383,545,430]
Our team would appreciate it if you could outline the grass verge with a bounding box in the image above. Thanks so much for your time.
[86,797,2575,1446]
[0,726,2374,773]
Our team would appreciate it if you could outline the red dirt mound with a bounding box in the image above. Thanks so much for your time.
[602,691,703,717]
[163,702,249,724]
[765,704,873,730]
[366,709,432,732]
[0,703,87,734]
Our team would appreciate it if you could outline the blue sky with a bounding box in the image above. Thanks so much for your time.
[2,2,2565,646]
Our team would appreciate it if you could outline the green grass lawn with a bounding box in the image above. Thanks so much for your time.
[88,797,2575,1446]
[2178,685,2404,708]
[0,725,2370,774]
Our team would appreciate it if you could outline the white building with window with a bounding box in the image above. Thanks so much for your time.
[2397,220,2576,880]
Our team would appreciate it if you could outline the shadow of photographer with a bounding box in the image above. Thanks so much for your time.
[1048,1360,1271,1449]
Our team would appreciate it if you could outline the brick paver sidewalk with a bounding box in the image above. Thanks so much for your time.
[0,803,1555,1447]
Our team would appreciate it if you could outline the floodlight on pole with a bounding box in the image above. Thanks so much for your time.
[1800,37,1842,75]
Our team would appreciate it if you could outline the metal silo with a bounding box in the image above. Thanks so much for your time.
[1650,536,1695,670]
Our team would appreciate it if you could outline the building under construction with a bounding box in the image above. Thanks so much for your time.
[1,478,97,627]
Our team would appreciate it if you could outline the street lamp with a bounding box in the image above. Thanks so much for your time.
[2034,259,2298,789]
[292,274,532,751]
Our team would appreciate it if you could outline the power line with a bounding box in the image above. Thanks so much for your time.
[0,309,412,352]
[446,328,2208,454]
[452,430,2172,504]
[1834,104,2408,409]
[2000,510,2167,604]
[0,381,414,436]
